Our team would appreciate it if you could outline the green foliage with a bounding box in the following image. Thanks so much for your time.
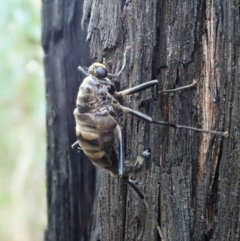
[0,0,46,240]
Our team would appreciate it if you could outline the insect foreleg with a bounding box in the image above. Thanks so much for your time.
[115,79,197,98]
[159,79,197,94]
[116,80,158,97]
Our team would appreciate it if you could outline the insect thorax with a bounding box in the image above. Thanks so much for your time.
[76,75,114,114]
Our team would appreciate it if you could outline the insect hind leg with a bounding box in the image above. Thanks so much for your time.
[116,125,125,176]
[116,123,164,238]
[116,122,151,176]
[124,148,151,174]
[122,175,165,240]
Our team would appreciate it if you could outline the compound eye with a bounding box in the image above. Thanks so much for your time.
[96,67,107,78]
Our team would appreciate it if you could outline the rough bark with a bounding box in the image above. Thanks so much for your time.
[42,1,96,241]
[43,0,240,240]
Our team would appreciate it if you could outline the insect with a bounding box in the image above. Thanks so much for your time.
[72,47,229,240]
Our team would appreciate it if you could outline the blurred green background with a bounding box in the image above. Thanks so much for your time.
[0,0,46,240]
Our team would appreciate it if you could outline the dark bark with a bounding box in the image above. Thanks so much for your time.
[42,1,96,241]
[43,0,240,240]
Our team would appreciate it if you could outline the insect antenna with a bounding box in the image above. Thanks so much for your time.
[77,66,89,76]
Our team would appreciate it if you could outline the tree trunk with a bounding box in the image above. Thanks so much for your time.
[43,0,240,240]
[42,1,96,241]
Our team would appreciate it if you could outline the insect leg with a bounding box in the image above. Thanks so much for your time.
[116,123,148,175]
[124,148,151,174]
[116,79,197,97]
[113,102,229,138]
[71,141,83,151]
[71,141,79,149]
[159,79,197,94]
[117,80,158,97]
[116,124,125,176]
[122,176,165,240]
[116,124,163,237]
